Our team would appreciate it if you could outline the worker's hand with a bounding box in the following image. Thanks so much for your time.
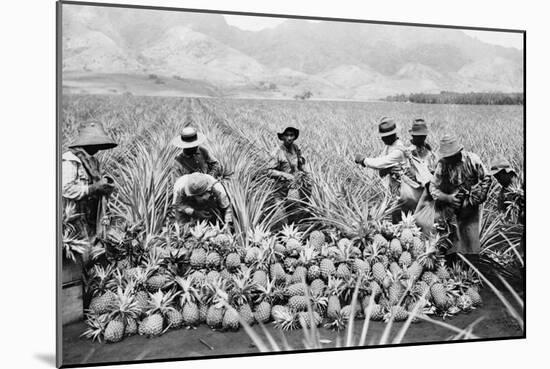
[195,209,212,219]
[281,172,295,182]
[354,154,366,166]
[446,193,462,208]
[89,179,115,196]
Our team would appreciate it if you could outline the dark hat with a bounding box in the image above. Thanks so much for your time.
[68,121,117,150]
[171,127,205,149]
[439,134,463,158]
[409,118,429,136]
[490,156,516,176]
[378,117,397,137]
[277,127,300,140]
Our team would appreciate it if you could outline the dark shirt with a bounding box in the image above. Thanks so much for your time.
[174,146,221,178]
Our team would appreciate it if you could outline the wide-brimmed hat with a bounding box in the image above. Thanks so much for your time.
[68,122,118,150]
[277,127,300,140]
[171,127,205,149]
[409,118,429,136]
[439,134,463,158]
[185,173,211,196]
[490,156,516,176]
[378,117,397,137]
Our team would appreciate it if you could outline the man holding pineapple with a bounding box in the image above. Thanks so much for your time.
[62,121,118,237]
[429,134,492,261]
[354,117,423,223]
[172,172,233,229]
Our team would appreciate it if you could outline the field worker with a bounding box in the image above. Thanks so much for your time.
[172,172,233,229]
[171,127,221,179]
[267,126,310,224]
[490,156,524,224]
[408,119,438,234]
[408,119,438,173]
[354,117,423,223]
[429,134,492,264]
[62,122,118,237]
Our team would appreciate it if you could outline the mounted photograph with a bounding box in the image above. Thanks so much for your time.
[57,1,525,367]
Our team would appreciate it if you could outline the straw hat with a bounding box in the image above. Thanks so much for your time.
[378,117,397,137]
[490,156,516,176]
[438,134,463,158]
[171,127,205,149]
[185,173,212,196]
[68,121,117,150]
[277,127,300,140]
[409,119,429,136]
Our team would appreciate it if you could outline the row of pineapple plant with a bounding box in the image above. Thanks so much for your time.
[82,214,482,343]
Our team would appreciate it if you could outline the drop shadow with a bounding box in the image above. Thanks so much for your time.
[34,353,56,366]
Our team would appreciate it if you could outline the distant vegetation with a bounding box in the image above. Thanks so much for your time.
[294,91,313,100]
[383,91,524,105]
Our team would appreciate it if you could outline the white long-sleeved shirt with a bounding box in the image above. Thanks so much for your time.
[62,151,90,200]
[362,139,408,170]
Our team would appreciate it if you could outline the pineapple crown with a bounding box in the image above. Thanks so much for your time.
[189,220,209,240]
[109,285,141,323]
[327,277,345,296]
[81,312,110,343]
[279,223,303,243]
[247,225,271,245]
[174,276,200,306]
[147,290,178,316]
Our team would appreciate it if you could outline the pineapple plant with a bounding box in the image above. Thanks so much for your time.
[279,223,304,256]
[384,305,409,322]
[105,284,141,342]
[411,236,425,258]
[326,277,344,319]
[371,262,387,284]
[225,251,242,271]
[272,305,298,331]
[335,263,352,280]
[430,283,451,310]
[174,276,201,327]
[222,307,241,331]
[399,212,419,247]
[87,265,117,315]
[81,312,109,343]
[189,246,207,269]
[351,258,370,276]
[398,251,412,268]
[288,295,309,311]
[205,251,221,268]
[211,232,232,249]
[310,278,326,296]
[307,264,321,281]
[465,287,482,307]
[366,304,386,321]
[139,290,178,337]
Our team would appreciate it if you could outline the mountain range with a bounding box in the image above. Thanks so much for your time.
[62,5,523,100]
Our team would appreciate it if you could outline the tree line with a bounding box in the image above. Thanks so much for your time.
[383,91,524,105]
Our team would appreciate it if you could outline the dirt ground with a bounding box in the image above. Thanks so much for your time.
[61,285,524,367]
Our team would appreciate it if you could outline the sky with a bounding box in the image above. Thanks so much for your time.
[223,15,523,50]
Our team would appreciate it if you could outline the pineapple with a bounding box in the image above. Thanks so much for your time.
[307,265,321,281]
[146,273,171,292]
[326,277,344,319]
[286,282,307,297]
[198,303,208,323]
[430,283,451,310]
[272,305,297,331]
[399,212,418,246]
[389,262,403,276]
[351,258,370,275]
[206,305,225,328]
[368,281,382,298]
[366,304,385,321]
[335,263,352,280]
[166,309,184,329]
[435,261,451,281]
[284,257,298,272]
[291,265,307,284]
[270,262,286,283]
[320,258,336,279]
[372,233,389,249]
[384,305,409,322]
[388,280,405,306]
[225,252,242,270]
[206,270,221,284]
[399,251,412,268]
[310,279,326,296]
[286,238,303,256]
[288,295,309,311]
[254,301,272,324]
[389,238,403,257]
[206,251,221,268]
[81,312,109,343]
[222,308,241,330]
[297,311,322,328]
[411,236,425,257]
[87,265,116,315]
[174,277,201,327]
[190,247,207,268]
[104,319,125,343]
[309,230,326,250]
[244,246,261,265]
[140,290,178,336]
[466,287,482,307]
[211,233,232,249]
[238,304,255,325]
[372,262,387,284]
[125,317,138,336]
[407,261,423,282]
[421,271,440,286]
[252,270,268,288]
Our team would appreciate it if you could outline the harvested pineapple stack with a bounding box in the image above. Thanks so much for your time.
[82,216,483,343]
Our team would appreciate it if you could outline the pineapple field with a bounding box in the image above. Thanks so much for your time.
[61,94,524,365]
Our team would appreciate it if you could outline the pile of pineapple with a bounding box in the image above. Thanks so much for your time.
[82,215,482,343]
